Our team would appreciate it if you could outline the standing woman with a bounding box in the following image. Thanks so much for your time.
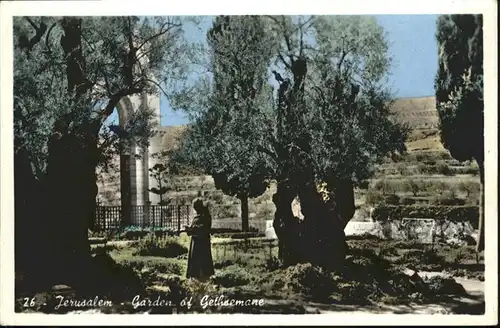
[186,199,215,279]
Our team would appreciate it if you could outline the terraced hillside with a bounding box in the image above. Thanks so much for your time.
[96,96,480,230]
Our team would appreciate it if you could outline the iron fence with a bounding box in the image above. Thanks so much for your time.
[93,204,191,233]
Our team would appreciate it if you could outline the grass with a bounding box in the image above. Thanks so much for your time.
[17,232,484,314]
[132,233,190,258]
[97,235,484,313]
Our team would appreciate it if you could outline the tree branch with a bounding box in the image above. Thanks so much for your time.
[277,52,292,70]
[144,78,168,97]
[136,19,182,52]
[21,17,47,52]
[44,22,57,54]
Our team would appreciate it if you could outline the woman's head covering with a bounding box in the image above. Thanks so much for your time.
[193,198,204,212]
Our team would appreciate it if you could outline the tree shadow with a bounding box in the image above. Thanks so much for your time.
[15,253,146,314]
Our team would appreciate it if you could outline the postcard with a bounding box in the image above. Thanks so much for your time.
[0,0,497,326]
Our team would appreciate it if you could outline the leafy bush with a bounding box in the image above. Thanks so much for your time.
[436,163,454,176]
[133,259,184,275]
[364,190,384,205]
[230,232,261,239]
[282,263,339,301]
[458,181,481,197]
[395,163,410,176]
[358,180,370,189]
[212,265,252,287]
[431,190,466,206]
[396,249,445,270]
[439,152,453,160]
[399,197,416,205]
[404,179,422,196]
[383,194,400,205]
[425,276,466,295]
[88,230,110,239]
[118,226,175,240]
[372,180,393,195]
[134,234,189,258]
[372,205,479,228]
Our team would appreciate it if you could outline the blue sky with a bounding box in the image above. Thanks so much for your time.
[113,15,440,127]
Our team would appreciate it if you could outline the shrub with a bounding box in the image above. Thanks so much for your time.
[464,166,479,176]
[118,226,175,240]
[383,194,400,205]
[358,180,370,190]
[282,263,339,301]
[415,153,432,162]
[116,257,185,275]
[134,234,189,258]
[365,190,384,206]
[212,265,252,287]
[431,191,466,206]
[211,192,224,203]
[395,163,410,176]
[397,249,444,267]
[430,181,449,195]
[432,196,465,206]
[425,276,466,296]
[372,180,393,195]
[404,179,422,196]
[436,163,453,176]
[230,232,260,239]
[416,163,428,175]
[371,205,479,228]
[458,181,480,198]
[439,152,452,160]
[400,197,416,205]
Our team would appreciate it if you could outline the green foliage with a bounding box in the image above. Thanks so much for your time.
[307,16,409,184]
[431,191,466,206]
[399,197,417,205]
[364,189,385,206]
[133,234,189,258]
[435,14,483,162]
[148,162,172,204]
[424,276,466,295]
[397,249,445,268]
[404,179,422,196]
[119,257,185,276]
[171,15,407,199]
[212,265,252,287]
[458,181,481,198]
[383,194,400,205]
[372,179,394,195]
[171,16,274,200]
[14,17,191,177]
[284,263,335,292]
[117,226,174,240]
[436,163,453,176]
[169,16,275,232]
[372,205,479,227]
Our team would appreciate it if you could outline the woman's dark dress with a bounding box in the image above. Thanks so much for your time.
[186,211,214,279]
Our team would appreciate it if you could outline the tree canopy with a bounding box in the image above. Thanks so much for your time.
[13,16,195,287]
[435,14,484,252]
[170,15,408,267]
[14,16,192,177]
[435,14,483,163]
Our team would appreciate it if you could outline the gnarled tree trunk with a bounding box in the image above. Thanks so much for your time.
[299,181,350,271]
[45,130,98,288]
[15,147,52,291]
[272,182,303,266]
[272,54,352,270]
[239,194,249,232]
